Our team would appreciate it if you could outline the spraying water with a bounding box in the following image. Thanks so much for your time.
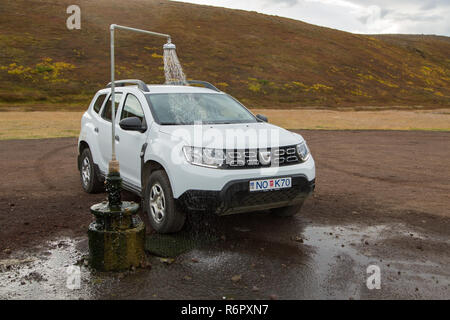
[162,40,207,123]
[163,40,187,85]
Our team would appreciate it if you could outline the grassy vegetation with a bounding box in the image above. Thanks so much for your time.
[1,109,448,141]
[0,0,449,111]
[0,112,82,140]
[260,108,450,131]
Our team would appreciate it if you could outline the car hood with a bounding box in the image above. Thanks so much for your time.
[158,122,303,149]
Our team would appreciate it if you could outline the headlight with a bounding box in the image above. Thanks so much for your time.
[183,146,225,168]
[296,141,310,162]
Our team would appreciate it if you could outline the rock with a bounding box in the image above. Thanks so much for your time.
[159,258,175,265]
[24,271,46,282]
[231,274,242,282]
[293,236,303,243]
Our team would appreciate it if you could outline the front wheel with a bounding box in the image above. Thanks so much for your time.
[143,170,186,233]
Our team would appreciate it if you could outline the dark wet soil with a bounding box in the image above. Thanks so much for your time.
[0,131,449,299]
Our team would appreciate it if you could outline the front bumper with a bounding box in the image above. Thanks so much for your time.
[166,154,315,199]
[177,174,315,215]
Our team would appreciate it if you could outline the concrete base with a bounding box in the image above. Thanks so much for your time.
[88,202,146,272]
[88,219,145,271]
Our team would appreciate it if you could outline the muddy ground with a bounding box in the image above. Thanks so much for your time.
[0,130,449,299]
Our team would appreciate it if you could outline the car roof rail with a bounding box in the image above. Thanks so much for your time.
[106,79,150,92]
[186,80,221,92]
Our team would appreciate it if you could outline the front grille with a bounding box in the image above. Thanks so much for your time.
[223,145,301,169]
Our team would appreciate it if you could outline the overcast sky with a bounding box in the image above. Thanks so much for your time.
[172,0,450,36]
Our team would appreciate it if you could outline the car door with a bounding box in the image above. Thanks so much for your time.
[97,92,124,174]
[115,93,149,189]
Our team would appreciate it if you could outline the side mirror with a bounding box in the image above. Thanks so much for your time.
[119,117,146,133]
[256,114,268,122]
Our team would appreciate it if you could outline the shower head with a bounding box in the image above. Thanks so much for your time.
[163,42,176,50]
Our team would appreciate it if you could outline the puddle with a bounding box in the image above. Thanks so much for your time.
[0,238,97,299]
[300,223,450,299]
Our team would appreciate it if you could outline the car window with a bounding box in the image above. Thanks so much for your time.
[92,94,107,114]
[145,93,257,125]
[102,93,123,122]
[120,94,145,124]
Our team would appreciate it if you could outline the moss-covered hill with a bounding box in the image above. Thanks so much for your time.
[0,0,449,110]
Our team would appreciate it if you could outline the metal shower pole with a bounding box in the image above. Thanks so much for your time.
[109,24,171,166]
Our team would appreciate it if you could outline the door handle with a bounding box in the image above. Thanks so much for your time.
[115,135,120,142]
[94,127,99,133]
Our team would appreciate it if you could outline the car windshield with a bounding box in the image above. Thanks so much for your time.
[146,93,257,125]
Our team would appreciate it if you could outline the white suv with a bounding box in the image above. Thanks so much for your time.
[78,80,315,233]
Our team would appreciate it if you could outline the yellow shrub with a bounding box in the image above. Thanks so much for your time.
[310,83,333,91]
[248,82,261,92]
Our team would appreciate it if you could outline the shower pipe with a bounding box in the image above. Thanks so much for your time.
[109,24,171,162]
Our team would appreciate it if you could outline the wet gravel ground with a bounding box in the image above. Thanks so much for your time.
[0,130,449,299]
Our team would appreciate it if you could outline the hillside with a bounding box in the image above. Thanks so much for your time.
[0,0,449,110]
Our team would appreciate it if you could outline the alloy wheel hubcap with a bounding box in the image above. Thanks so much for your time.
[149,183,165,223]
[81,157,91,186]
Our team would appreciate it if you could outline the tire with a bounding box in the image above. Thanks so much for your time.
[79,148,103,193]
[270,200,305,217]
[143,170,186,233]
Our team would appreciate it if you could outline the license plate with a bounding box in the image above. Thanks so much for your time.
[249,177,292,192]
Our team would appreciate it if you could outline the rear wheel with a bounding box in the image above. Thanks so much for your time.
[270,200,305,217]
[79,148,103,193]
[143,170,186,233]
